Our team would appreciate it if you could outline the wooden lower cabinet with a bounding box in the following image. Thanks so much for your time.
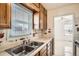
[40,51,47,56]
[48,40,53,56]
[40,45,47,56]
[35,39,54,56]
[35,52,40,56]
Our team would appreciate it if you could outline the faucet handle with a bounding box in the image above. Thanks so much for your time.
[28,39,30,43]
[20,38,25,40]
[23,40,25,44]
[23,39,28,45]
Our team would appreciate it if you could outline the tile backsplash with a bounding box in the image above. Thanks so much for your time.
[0,29,48,42]
[0,29,32,42]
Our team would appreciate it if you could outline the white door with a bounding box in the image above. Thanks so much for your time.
[54,16,65,56]
[54,15,74,56]
[54,17,65,41]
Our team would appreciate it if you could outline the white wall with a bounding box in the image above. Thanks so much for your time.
[47,4,79,37]
[47,4,79,55]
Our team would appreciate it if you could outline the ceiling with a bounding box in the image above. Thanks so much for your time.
[42,3,72,10]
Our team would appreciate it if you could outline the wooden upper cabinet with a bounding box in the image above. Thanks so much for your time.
[39,4,47,30]
[33,3,40,8]
[43,9,47,30]
[0,3,11,29]
[22,3,39,13]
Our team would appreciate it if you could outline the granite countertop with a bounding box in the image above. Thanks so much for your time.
[0,33,53,56]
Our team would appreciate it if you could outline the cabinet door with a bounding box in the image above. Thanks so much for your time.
[39,4,47,30]
[43,9,47,30]
[47,41,52,56]
[0,4,6,26]
[39,4,44,30]
[22,3,39,12]
[40,45,47,56]
[33,3,40,8]
[47,39,54,56]
[35,52,40,56]
[35,39,54,56]
[48,41,53,56]
[0,3,11,28]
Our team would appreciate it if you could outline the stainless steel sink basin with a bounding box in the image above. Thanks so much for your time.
[13,46,34,54]
[5,41,44,56]
[5,45,34,56]
[28,41,44,48]
[12,46,23,54]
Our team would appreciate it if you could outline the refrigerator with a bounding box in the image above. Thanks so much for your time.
[54,15,74,56]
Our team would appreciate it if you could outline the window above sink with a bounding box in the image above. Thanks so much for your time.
[8,4,33,38]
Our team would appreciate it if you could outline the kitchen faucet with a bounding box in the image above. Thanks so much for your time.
[20,34,31,46]
[26,36,30,44]
[26,33,31,44]
[23,40,27,45]
[22,37,30,52]
[22,40,26,52]
[22,37,30,45]
[19,38,27,45]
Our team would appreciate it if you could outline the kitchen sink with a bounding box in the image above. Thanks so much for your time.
[12,46,34,55]
[28,41,44,48]
[5,41,44,56]
[12,46,23,54]
[5,45,34,56]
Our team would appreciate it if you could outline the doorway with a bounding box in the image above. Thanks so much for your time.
[54,14,74,56]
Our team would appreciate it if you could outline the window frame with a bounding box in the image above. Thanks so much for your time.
[7,3,33,38]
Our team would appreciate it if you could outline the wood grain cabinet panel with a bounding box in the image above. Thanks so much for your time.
[39,39,54,56]
[22,3,39,13]
[39,4,47,30]
[0,3,11,29]
[33,3,40,8]
[40,46,47,56]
